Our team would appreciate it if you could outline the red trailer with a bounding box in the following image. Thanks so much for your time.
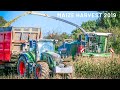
[0,27,41,69]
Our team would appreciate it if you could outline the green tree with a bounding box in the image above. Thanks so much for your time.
[97,11,120,29]
[0,16,7,27]
[71,28,82,40]
[81,20,97,32]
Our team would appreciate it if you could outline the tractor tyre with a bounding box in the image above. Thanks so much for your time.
[37,62,50,79]
[17,56,29,78]
[34,64,42,79]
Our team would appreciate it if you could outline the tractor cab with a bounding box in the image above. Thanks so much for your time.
[29,39,61,63]
[28,39,58,59]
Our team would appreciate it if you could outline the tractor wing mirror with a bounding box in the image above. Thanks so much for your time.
[29,40,37,51]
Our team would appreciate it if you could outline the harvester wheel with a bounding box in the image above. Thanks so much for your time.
[17,56,28,77]
[37,62,49,79]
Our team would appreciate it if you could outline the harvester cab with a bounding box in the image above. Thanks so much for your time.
[79,32,113,57]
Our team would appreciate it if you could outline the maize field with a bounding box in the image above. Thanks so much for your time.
[74,54,120,79]
[0,54,120,79]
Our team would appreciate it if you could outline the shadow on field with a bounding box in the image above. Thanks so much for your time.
[0,67,18,79]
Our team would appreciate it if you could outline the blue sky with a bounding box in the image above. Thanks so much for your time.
[0,11,99,36]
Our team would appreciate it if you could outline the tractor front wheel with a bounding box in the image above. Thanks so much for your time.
[34,64,42,79]
[37,62,50,79]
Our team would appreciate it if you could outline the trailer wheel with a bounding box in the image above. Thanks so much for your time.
[37,62,49,79]
[17,56,28,77]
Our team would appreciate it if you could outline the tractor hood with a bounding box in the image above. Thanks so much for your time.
[46,52,61,59]
[45,51,62,63]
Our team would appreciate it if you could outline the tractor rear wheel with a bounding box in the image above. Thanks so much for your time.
[37,62,49,79]
[17,56,28,77]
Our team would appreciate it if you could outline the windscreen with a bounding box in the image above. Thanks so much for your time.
[38,41,54,57]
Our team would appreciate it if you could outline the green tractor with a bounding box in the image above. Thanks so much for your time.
[17,39,74,79]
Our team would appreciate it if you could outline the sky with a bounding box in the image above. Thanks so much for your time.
[0,11,99,37]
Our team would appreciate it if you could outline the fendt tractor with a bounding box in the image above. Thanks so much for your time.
[0,27,73,79]
[18,39,73,79]
[0,11,76,79]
